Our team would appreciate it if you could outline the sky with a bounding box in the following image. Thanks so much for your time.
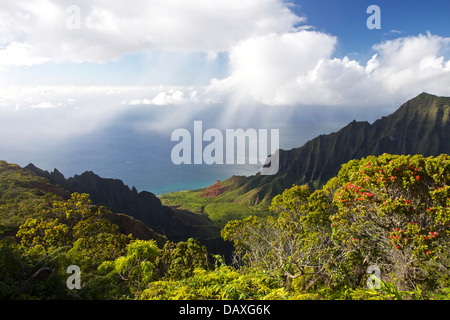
[1,1,450,101]
[1,1,449,90]
[1,0,450,191]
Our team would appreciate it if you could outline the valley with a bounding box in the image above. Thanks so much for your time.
[161,92,450,225]
[1,92,449,300]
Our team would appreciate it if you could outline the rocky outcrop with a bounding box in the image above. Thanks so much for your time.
[24,164,219,242]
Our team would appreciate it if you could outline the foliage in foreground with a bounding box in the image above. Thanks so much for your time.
[222,154,450,297]
[1,154,449,300]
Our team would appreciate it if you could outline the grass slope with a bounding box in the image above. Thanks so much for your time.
[160,179,272,230]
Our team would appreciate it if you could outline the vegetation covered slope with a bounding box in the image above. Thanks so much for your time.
[161,93,450,225]
[4,162,232,258]
[1,93,449,300]
[0,161,166,246]
[25,164,220,242]
[1,153,448,300]
[0,160,68,234]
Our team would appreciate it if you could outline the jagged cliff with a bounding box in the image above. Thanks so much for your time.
[24,164,220,242]
[4,92,448,260]
[0,160,165,246]
[200,92,450,204]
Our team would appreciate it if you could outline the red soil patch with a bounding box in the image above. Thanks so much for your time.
[200,181,230,198]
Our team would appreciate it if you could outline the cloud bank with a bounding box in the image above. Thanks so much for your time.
[1,0,450,141]
[0,0,302,65]
[211,32,450,107]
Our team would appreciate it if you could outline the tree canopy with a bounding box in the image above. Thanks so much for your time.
[1,154,449,300]
[223,154,449,294]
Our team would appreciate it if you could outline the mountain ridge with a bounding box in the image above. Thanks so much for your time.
[0,160,168,247]
[179,92,450,205]
[23,163,234,259]
[24,163,220,241]
[2,92,448,264]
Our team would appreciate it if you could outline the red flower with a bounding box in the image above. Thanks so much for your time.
[395,245,399,250]
[416,176,420,180]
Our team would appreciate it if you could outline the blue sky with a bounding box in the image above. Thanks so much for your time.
[2,0,449,87]
[295,0,450,58]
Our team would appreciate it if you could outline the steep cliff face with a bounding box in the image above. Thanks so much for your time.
[0,161,167,248]
[0,161,231,257]
[24,165,219,242]
[205,93,450,204]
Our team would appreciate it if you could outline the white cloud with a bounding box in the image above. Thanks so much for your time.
[1,1,450,113]
[126,91,186,106]
[0,85,212,144]
[0,86,133,143]
[0,0,302,67]
[123,86,201,106]
[30,101,56,109]
[368,33,450,97]
[151,90,185,106]
[0,42,50,69]
[209,30,338,105]
[210,32,450,107]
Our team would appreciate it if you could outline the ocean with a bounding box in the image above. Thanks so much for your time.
[2,102,387,196]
